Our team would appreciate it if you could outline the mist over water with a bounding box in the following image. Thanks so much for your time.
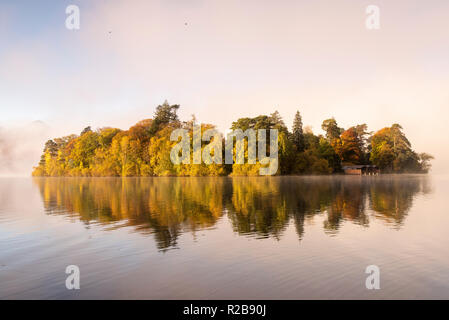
[1,175,448,299]
[0,121,51,177]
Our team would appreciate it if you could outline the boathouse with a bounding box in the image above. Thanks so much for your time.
[342,165,379,175]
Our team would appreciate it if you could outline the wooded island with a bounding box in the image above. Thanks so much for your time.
[32,101,433,176]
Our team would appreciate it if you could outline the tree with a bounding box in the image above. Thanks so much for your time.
[148,125,178,176]
[98,128,121,148]
[354,124,371,162]
[44,140,58,157]
[80,126,92,136]
[370,125,424,172]
[70,131,99,170]
[31,104,432,177]
[318,137,340,172]
[371,139,395,170]
[230,113,292,175]
[292,111,305,152]
[293,149,332,174]
[321,118,343,141]
[337,127,363,165]
[149,100,180,135]
[418,153,434,173]
[270,110,285,128]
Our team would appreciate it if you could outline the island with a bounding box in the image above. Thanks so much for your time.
[32,101,433,177]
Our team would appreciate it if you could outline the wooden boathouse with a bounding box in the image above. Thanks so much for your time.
[342,165,380,175]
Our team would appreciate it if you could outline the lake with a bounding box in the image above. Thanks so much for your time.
[0,175,448,299]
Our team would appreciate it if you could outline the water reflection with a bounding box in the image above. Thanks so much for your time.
[33,175,430,250]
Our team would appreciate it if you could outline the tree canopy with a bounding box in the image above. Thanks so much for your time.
[32,102,433,176]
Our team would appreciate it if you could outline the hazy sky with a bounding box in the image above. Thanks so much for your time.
[1,0,448,175]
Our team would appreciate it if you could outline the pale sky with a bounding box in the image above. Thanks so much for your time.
[1,0,448,175]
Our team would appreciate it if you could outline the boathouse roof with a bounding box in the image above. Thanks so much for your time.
[342,165,379,170]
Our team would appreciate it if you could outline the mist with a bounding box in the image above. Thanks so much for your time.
[0,121,51,177]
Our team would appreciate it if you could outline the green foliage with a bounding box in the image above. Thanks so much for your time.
[318,137,341,172]
[292,110,305,152]
[80,126,92,136]
[321,118,343,141]
[370,124,430,173]
[230,111,291,175]
[148,100,180,135]
[31,103,433,176]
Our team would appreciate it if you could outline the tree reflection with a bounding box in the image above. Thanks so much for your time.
[34,177,231,250]
[33,175,430,250]
[323,178,369,233]
[227,177,289,239]
[368,176,430,228]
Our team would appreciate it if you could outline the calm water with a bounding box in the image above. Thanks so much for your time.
[0,175,448,299]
